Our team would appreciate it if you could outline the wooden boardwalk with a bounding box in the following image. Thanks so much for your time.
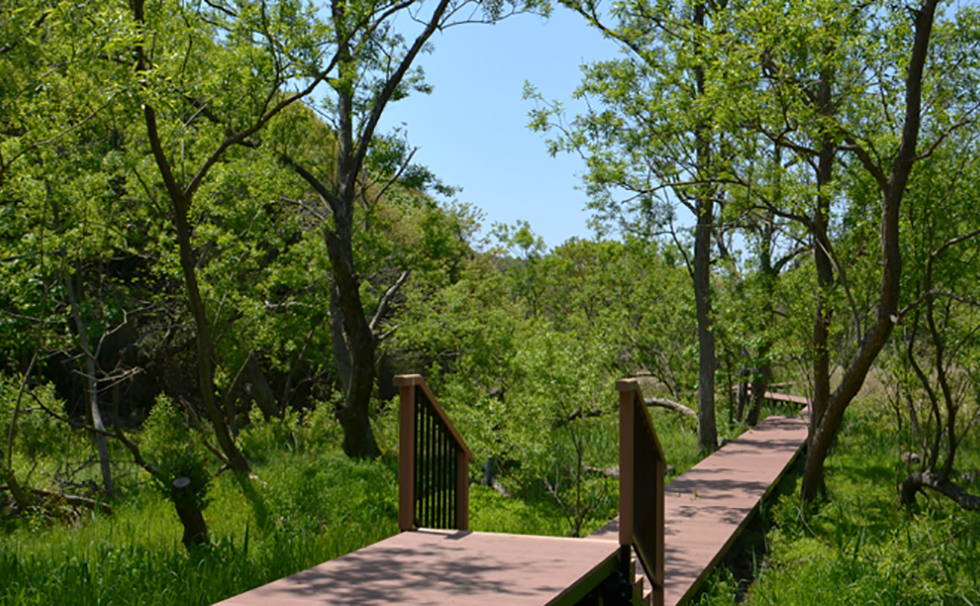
[218,408,808,606]
[215,529,619,606]
[590,412,809,605]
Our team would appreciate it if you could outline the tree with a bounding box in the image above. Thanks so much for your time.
[125,0,342,471]
[887,134,980,510]
[528,0,732,452]
[282,0,533,458]
[731,0,966,501]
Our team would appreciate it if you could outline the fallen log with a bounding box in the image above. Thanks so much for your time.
[644,396,697,418]
[564,396,696,424]
[900,470,980,511]
[29,488,112,515]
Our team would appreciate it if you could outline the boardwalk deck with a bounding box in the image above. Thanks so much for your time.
[217,410,808,606]
[590,412,809,605]
[215,529,619,606]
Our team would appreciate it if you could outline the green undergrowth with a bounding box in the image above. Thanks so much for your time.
[0,443,400,606]
[693,402,980,606]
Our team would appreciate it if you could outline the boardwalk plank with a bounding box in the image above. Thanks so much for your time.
[215,529,619,606]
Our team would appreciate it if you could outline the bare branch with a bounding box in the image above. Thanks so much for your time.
[370,270,410,333]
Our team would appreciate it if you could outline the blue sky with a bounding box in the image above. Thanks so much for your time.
[377,8,623,249]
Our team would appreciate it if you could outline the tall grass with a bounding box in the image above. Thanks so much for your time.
[0,424,399,605]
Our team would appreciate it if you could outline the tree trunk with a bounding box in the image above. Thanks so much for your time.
[326,229,381,459]
[0,464,35,510]
[900,470,980,511]
[52,196,113,495]
[66,278,114,496]
[142,104,250,473]
[744,362,772,427]
[693,0,717,455]
[805,68,836,499]
[171,477,209,548]
[241,354,280,419]
[801,0,938,502]
[646,396,697,419]
[283,0,451,459]
[172,193,251,472]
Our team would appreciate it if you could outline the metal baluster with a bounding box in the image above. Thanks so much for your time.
[434,415,441,528]
[443,427,450,528]
[424,402,432,527]
[421,404,428,527]
[450,441,457,529]
[439,424,447,528]
[436,423,444,528]
[427,405,435,527]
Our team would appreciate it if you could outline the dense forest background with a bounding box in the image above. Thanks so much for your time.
[2,0,980,603]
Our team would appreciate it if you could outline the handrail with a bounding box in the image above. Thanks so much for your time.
[395,374,474,532]
[617,378,665,606]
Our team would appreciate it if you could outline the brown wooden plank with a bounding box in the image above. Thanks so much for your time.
[215,529,619,606]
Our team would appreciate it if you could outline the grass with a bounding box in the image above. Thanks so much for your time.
[0,432,400,605]
[692,399,980,606]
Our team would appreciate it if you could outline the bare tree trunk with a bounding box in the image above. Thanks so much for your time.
[65,278,114,496]
[693,0,717,454]
[171,477,209,548]
[0,464,35,510]
[900,471,980,510]
[49,195,113,495]
[744,363,772,427]
[325,223,381,458]
[168,183,250,472]
[241,354,280,420]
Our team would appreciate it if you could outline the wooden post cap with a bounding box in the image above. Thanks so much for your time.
[616,378,639,392]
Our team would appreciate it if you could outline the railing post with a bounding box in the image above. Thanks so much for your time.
[616,379,636,553]
[396,375,418,532]
[617,377,665,606]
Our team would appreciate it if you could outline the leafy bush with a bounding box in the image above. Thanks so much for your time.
[140,395,212,513]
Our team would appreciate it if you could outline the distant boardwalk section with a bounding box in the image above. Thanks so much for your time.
[590,410,809,605]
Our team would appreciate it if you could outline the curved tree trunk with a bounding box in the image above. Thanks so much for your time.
[900,471,980,511]
[801,0,938,502]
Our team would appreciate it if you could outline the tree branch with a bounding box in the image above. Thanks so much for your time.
[369,270,410,333]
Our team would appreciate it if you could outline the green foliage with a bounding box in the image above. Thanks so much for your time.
[140,396,212,512]
[236,404,349,463]
[0,379,71,465]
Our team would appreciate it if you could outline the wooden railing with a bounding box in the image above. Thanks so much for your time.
[395,374,474,532]
[617,378,665,606]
